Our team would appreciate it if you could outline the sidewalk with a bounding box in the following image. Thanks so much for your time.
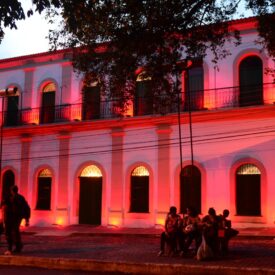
[0,225,274,274]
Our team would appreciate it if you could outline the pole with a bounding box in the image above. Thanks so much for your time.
[187,69,194,168]
[176,67,183,174]
[0,97,4,201]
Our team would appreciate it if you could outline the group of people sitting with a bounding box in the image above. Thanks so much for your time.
[158,206,239,260]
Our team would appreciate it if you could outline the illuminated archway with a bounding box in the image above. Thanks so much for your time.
[80,165,102,177]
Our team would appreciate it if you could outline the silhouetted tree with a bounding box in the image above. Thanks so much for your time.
[1,1,274,110]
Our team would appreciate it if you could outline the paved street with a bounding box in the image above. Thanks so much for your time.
[0,226,274,274]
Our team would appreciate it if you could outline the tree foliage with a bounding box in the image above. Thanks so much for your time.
[1,1,274,110]
[0,0,60,43]
[46,0,274,109]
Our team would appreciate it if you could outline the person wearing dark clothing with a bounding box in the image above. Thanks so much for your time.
[158,206,180,256]
[2,195,13,255]
[179,207,202,255]
[202,207,220,255]
[218,209,239,254]
[2,185,29,255]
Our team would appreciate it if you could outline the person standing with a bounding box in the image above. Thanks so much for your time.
[2,185,29,255]
[1,192,14,255]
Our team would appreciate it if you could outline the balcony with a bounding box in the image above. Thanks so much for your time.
[1,83,274,127]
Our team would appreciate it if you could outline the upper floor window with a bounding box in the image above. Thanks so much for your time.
[134,72,153,116]
[82,81,101,120]
[239,56,263,107]
[5,86,20,127]
[184,59,204,111]
[40,82,56,124]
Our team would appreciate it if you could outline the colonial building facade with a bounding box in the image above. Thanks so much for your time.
[0,17,274,227]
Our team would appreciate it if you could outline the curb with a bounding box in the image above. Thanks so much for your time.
[0,256,275,275]
[21,231,275,240]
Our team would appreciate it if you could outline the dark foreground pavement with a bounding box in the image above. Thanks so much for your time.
[0,225,274,275]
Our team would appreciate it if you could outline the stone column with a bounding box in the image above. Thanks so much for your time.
[61,62,72,105]
[60,62,73,121]
[156,124,172,225]
[23,68,35,108]
[23,68,35,124]
[20,134,32,198]
[109,127,124,226]
[56,131,71,225]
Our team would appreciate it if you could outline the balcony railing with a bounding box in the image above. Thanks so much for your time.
[1,83,274,127]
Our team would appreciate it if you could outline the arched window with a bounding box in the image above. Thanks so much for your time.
[36,168,52,210]
[80,165,102,177]
[135,73,153,116]
[2,170,15,201]
[5,86,19,126]
[82,81,101,120]
[236,163,261,216]
[180,165,201,214]
[40,82,56,124]
[79,165,103,225]
[130,166,149,213]
[184,59,204,111]
[239,56,263,107]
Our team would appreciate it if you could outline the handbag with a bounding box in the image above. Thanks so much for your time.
[196,235,214,261]
[218,229,225,238]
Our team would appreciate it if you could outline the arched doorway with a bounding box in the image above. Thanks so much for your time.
[135,72,153,116]
[236,163,261,216]
[6,87,19,126]
[40,82,56,124]
[36,168,52,210]
[239,56,263,107]
[79,165,102,225]
[184,59,204,111]
[2,170,15,201]
[180,165,201,214]
[130,166,149,213]
[82,81,101,120]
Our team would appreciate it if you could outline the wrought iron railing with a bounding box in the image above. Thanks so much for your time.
[1,82,274,127]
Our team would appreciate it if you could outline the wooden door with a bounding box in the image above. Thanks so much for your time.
[130,176,149,213]
[239,56,263,107]
[41,91,55,123]
[36,177,52,210]
[236,174,261,216]
[6,96,19,126]
[82,86,100,120]
[79,177,102,225]
[180,166,201,214]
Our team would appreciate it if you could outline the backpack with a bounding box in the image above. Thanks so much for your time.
[18,194,31,220]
